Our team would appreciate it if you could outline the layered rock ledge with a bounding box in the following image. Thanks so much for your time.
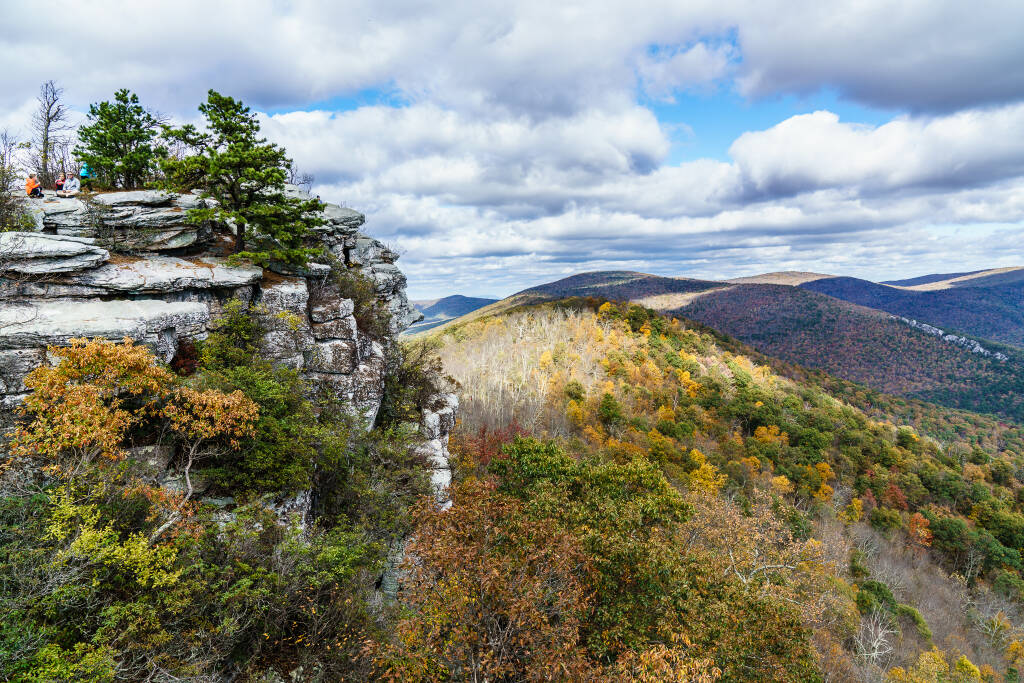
[1,187,451,513]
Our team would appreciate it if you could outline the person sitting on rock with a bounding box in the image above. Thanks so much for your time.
[25,173,42,198]
[57,173,80,198]
[55,172,65,192]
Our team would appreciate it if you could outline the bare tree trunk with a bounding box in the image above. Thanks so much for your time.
[32,81,71,188]
[0,129,30,230]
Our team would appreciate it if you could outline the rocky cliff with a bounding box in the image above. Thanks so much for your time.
[1,187,455,513]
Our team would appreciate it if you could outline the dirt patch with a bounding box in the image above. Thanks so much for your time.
[260,268,291,285]
[106,253,144,265]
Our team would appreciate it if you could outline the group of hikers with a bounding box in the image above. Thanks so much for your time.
[24,163,89,199]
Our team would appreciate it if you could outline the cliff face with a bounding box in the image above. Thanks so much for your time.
[0,187,454,512]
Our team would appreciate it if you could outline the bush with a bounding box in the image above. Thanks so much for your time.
[869,506,903,535]
[598,392,624,427]
[376,337,454,431]
[196,300,317,495]
[319,264,392,340]
[856,580,897,615]
[895,604,933,640]
[994,570,1024,601]
[565,379,586,402]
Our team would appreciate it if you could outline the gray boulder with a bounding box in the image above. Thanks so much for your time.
[0,299,210,360]
[90,190,176,207]
[0,349,46,395]
[0,232,109,274]
[43,191,211,251]
[53,256,262,294]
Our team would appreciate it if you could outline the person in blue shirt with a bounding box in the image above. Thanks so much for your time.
[79,162,93,190]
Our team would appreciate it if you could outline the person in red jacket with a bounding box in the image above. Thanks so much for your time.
[25,173,42,198]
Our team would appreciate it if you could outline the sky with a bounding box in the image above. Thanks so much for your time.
[3,0,1024,299]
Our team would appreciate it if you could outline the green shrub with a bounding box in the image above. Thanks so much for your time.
[994,570,1024,601]
[565,380,586,402]
[856,580,897,614]
[376,337,454,431]
[325,265,392,340]
[869,506,903,535]
[598,392,624,427]
[199,363,317,495]
[195,299,318,494]
[896,603,933,640]
[849,549,870,579]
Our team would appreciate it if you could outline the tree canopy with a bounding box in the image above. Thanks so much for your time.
[161,90,324,267]
[75,88,162,189]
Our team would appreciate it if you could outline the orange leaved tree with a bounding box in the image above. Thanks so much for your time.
[13,337,259,541]
[369,478,598,682]
[13,337,174,475]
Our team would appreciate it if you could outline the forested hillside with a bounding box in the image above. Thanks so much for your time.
[427,269,1024,423]
[428,299,1024,681]
[677,284,1024,420]
[800,277,1024,347]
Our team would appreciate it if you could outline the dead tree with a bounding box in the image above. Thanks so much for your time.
[31,81,72,188]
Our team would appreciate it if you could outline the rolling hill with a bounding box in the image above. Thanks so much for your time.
[799,275,1024,346]
[406,294,499,334]
[421,269,1024,422]
[431,297,1024,678]
[675,283,1024,419]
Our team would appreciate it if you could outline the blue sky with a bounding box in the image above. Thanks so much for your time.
[3,0,1024,298]
[650,90,897,165]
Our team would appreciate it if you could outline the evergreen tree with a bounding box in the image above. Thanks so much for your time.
[75,88,161,189]
[161,90,323,267]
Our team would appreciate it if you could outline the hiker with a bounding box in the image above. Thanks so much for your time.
[80,162,93,191]
[25,173,42,198]
[55,172,66,191]
[57,173,80,197]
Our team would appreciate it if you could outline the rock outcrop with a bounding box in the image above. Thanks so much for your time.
[1,187,451,515]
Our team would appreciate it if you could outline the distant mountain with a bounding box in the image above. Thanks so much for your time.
[405,295,498,334]
[799,275,1024,346]
[411,272,726,335]
[674,283,1024,419]
[515,271,725,310]
[883,266,1024,290]
[424,267,1024,421]
[882,270,985,287]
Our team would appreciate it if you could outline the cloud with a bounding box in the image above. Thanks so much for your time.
[4,0,1024,297]
[734,0,1024,112]
[729,105,1024,198]
[637,42,736,100]
[4,0,1021,118]
[256,99,1024,297]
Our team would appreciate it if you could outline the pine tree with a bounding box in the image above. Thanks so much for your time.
[75,89,161,189]
[161,90,324,267]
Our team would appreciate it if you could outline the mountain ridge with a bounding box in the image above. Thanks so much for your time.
[419,266,1024,421]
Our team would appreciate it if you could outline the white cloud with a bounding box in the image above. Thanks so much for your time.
[734,0,1024,111]
[257,99,1024,297]
[4,0,1024,297]
[4,0,1021,117]
[729,105,1024,196]
[637,42,735,100]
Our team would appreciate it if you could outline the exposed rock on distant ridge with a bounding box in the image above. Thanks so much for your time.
[892,316,1009,361]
